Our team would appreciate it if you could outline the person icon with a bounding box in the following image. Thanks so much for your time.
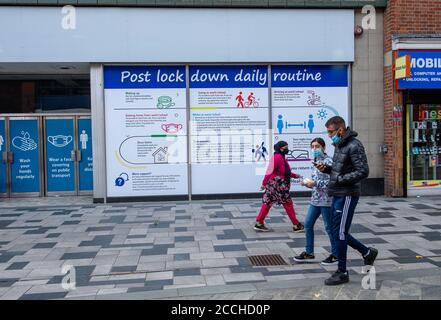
[277,115,284,134]
[247,92,255,106]
[254,144,262,161]
[308,114,315,134]
[236,92,245,108]
[260,142,268,161]
[0,134,3,152]
[80,130,88,150]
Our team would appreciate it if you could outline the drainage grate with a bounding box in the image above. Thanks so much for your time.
[248,254,288,266]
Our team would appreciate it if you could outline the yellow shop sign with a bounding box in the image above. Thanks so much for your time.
[395,55,411,80]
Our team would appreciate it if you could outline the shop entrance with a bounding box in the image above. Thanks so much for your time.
[0,71,92,197]
[405,90,441,195]
[0,115,92,197]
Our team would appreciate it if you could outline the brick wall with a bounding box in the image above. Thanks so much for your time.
[384,0,441,196]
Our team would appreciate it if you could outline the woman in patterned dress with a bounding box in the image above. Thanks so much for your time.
[254,141,304,233]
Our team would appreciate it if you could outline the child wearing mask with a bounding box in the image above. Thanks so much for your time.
[294,138,338,266]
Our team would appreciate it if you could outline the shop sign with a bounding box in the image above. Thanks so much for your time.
[398,51,441,89]
[395,55,410,80]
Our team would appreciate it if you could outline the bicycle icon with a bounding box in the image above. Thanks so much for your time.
[244,100,259,108]
[237,92,259,108]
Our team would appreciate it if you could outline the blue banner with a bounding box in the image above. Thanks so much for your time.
[398,51,441,89]
[78,119,93,191]
[10,120,40,193]
[190,66,268,88]
[0,119,6,194]
[45,119,75,192]
[104,66,186,89]
[272,65,348,87]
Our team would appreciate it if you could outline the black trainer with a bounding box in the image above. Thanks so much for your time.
[293,222,305,233]
[294,251,315,262]
[254,222,270,232]
[363,247,378,265]
[324,270,349,286]
[321,255,338,266]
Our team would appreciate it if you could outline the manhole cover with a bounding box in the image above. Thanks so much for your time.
[248,254,288,266]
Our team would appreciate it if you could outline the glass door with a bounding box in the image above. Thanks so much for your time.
[77,116,93,195]
[44,117,76,195]
[407,104,441,189]
[9,117,42,196]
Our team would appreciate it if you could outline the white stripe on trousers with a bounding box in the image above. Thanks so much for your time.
[339,196,352,240]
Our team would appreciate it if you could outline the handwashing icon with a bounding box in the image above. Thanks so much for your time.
[47,135,73,148]
[12,131,38,152]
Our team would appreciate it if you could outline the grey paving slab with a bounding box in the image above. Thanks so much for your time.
[1,196,441,300]
[173,268,201,276]
[19,292,68,300]
[136,262,167,272]
[0,285,33,300]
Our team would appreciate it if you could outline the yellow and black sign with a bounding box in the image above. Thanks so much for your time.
[395,55,411,79]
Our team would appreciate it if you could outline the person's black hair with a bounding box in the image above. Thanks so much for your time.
[310,137,326,150]
[273,141,291,183]
[274,141,288,153]
[325,116,346,128]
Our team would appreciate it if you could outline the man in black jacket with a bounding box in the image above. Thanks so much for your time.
[316,116,378,286]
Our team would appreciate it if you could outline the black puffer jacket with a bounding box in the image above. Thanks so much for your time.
[324,127,369,197]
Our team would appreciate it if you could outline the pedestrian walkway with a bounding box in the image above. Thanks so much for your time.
[0,196,440,300]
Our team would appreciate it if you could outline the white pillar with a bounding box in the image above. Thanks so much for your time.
[90,63,106,202]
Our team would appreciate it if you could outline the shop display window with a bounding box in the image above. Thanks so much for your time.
[408,104,441,182]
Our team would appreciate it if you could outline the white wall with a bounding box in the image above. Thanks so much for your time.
[0,7,354,63]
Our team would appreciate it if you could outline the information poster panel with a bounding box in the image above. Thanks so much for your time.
[78,118,93,191]
[272,65,349,190]
[104,66,188,197]
[0,119,6,194]
[189,65,270,194]
[45,119,75,192]
[10,119,40,193]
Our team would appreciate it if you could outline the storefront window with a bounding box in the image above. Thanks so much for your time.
[0,78,90,113]
[36,79,90,112]
[408,104,441,182]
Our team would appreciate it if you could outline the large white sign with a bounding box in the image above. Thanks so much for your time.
[104,66,188,197]
[104,64,350,198]
[190,66,270,194]
[272,65,349,191]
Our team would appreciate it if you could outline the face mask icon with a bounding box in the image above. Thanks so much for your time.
[161,123,183,134]
[48,135,72,148]
[115,173,129,187]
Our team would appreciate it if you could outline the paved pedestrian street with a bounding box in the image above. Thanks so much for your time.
[0,196,440,300]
